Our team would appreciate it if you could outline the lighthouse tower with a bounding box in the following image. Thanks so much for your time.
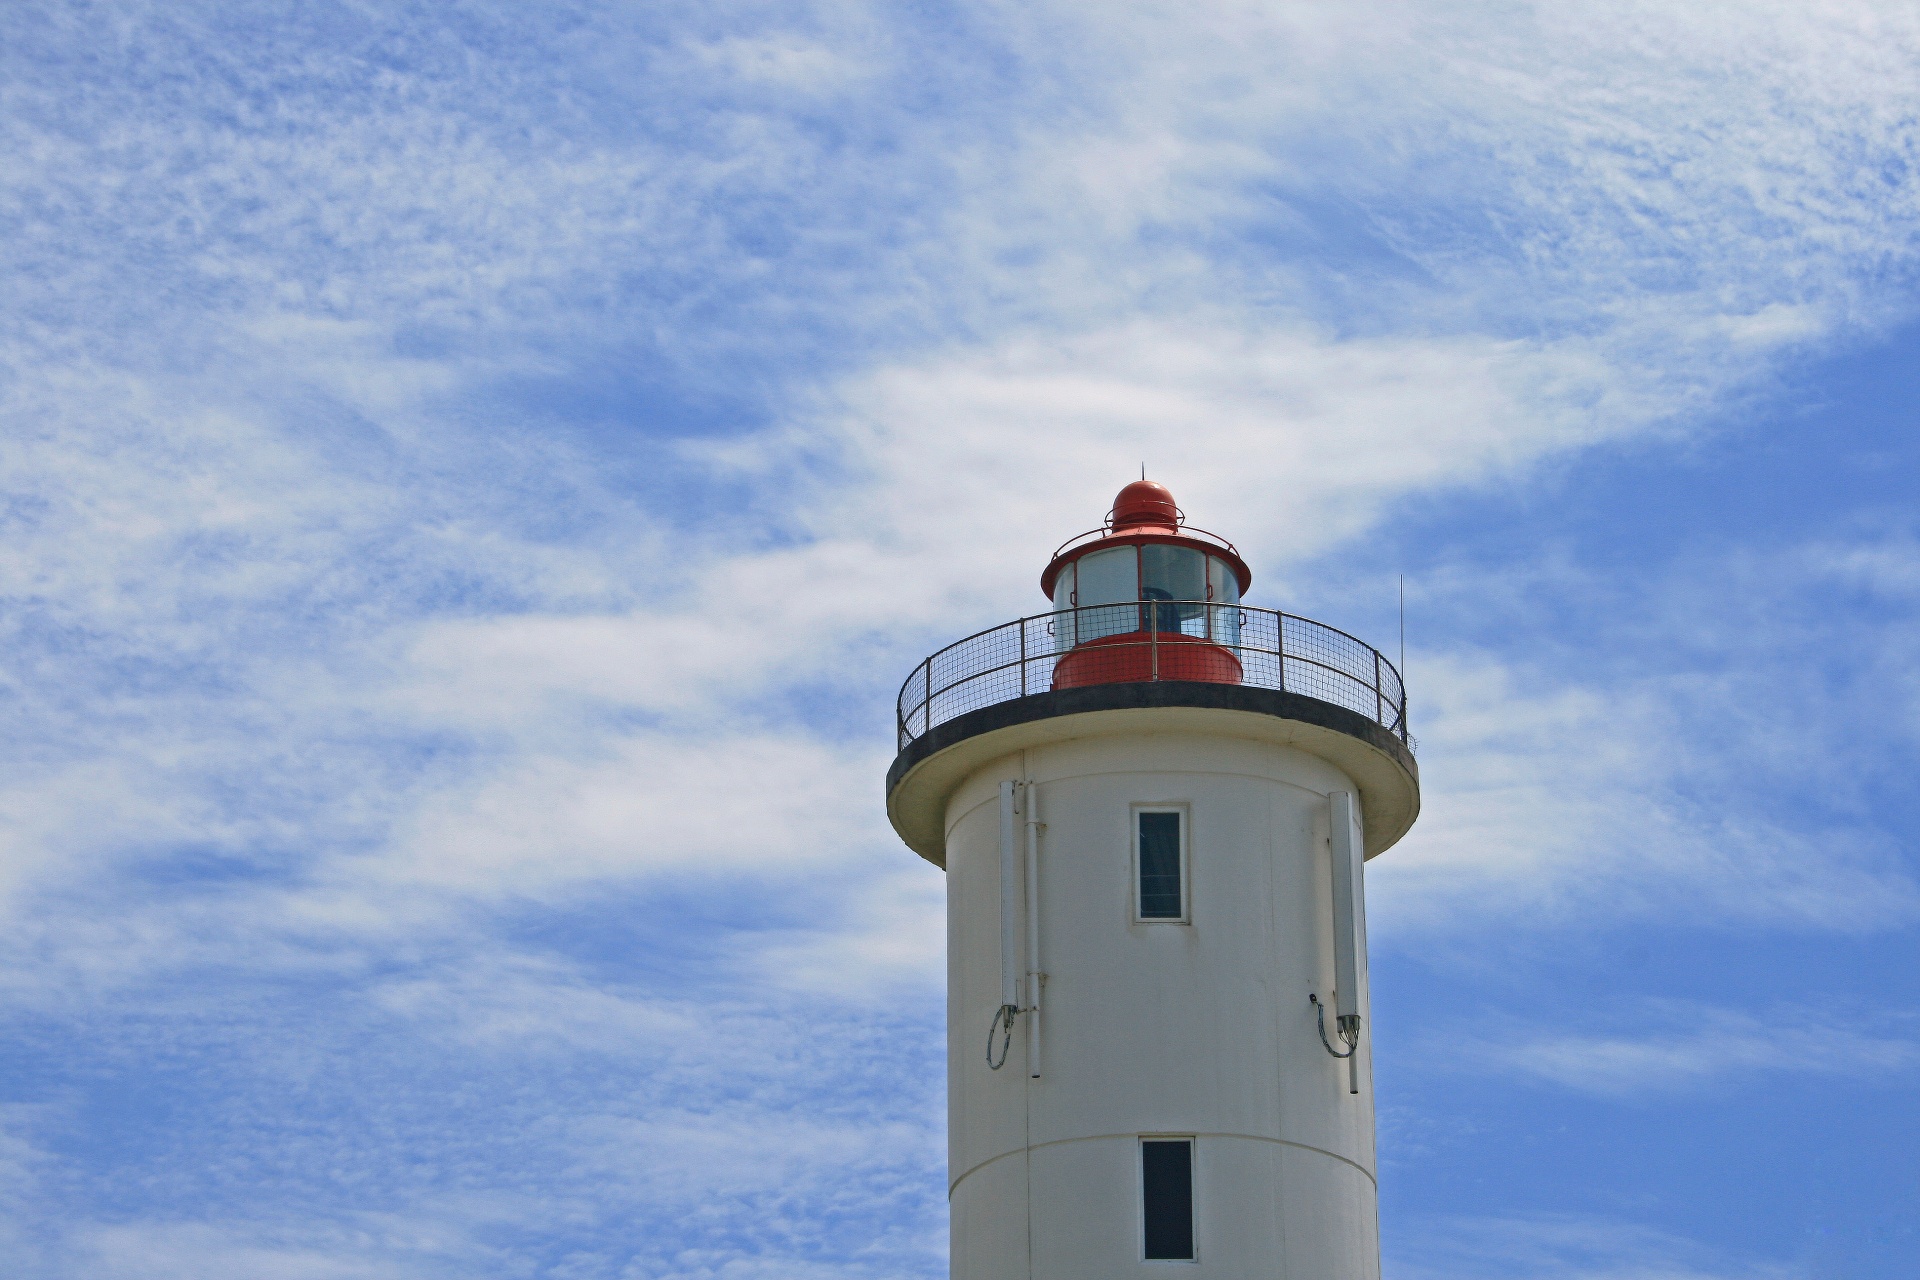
[886,480,1420,1278]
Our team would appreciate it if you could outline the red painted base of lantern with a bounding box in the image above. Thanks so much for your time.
[1051,631,1245,690]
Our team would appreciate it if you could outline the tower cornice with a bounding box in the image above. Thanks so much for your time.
[886,681,1420,866]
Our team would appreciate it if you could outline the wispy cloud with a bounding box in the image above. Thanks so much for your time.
[1389,1212,1799,1280]
[1452,1001,1920,1097]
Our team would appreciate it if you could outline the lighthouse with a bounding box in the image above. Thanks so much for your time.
[886,480,1420,1278]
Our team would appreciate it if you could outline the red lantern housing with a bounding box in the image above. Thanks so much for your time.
[1040,481,1252,689]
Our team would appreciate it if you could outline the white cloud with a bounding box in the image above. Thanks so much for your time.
[749,861,948,998]
[372,731,888,897]
[0,0,1913,1004]
[1804,533,1920,601]
[807,321,1634,565]
[1463,1002,1920,1096]
[693,33,878,94]
[1388,1211,1797,1280]
[70,1222,424,1280]
[0,949,949,1278]
[1371,647,1920,935]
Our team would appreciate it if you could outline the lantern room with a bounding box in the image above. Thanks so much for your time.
[1041,480,1252,688]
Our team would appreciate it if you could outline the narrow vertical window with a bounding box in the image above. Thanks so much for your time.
[1141,1138,1195,1261]
[1136,810,1184,920]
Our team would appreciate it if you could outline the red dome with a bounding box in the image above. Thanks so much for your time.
[1111,480,1179,531]
[1040,478,1251,600]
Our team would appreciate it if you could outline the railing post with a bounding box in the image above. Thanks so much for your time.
[1019,617,1028,698]
[1277,612,1286,694]
[1374,650,1383,726]
[921,656,932,736]
[1151,618,1160,681]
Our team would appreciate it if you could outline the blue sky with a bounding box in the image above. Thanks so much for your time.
[3,1,1918,1276]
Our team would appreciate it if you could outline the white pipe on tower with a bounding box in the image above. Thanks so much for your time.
[1024,780,1043,1079]
[1329,790,1369,1095]
[999,781,1019,1013]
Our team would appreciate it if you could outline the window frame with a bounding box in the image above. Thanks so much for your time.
[1138,1134,1198,1263]
[1131,804,1191,924]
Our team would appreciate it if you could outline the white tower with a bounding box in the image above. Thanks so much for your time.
[887,481,1420,1278]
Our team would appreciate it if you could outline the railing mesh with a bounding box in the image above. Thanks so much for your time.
[897,602,1409,752]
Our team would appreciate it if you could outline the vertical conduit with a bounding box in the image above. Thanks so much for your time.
[999,782,1020,1014]
[1018,763,1036,1280]
[1329,791,1368,1095]
[1024,780,1043,1079]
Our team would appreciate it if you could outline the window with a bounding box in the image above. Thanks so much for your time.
[1140,544,1206,634]
[1051,560,1076,612]
[1141,1138,1195,1261]
[1051,560,1077,652]
[1206,555,1241,647]
[1074,545,1140,644]
[1136,809,1186,921]
[1074,545,1139,607]
[1205,555,1240,608]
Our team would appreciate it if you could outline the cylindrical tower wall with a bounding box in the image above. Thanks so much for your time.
[945,728,1379,1279]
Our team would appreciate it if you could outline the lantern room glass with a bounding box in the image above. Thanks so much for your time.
[1054,544,1247,651]
[1141,544,1206,634]
[1069,545,1138,646]
[1208,555,1241,648]
[1074,546,1137,605]
[1050,560,1076,651]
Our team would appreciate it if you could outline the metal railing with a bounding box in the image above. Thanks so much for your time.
[1048,522,1242,563]
[896,602,1410,752]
